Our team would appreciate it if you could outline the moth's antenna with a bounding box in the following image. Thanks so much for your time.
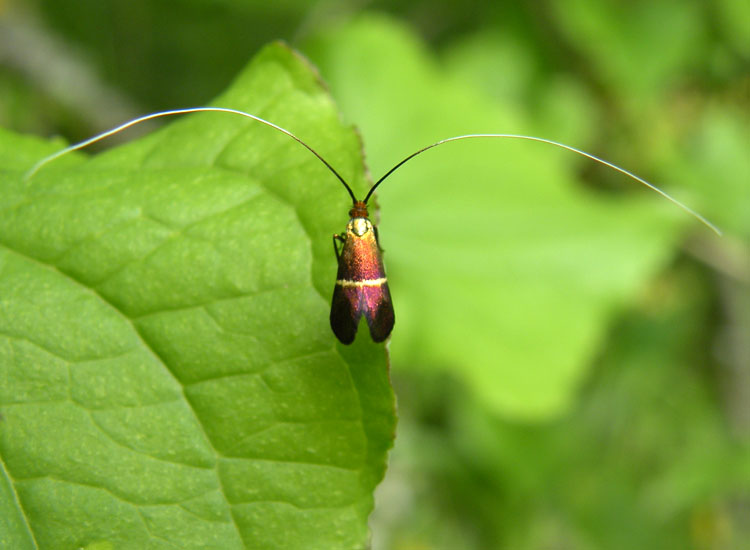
[364,134,721,236]
[24,107,359,204]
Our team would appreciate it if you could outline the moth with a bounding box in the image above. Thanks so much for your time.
[26,107,720,344]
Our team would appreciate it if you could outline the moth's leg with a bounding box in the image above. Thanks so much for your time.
[332,233,346,260]
[374,226,385,252]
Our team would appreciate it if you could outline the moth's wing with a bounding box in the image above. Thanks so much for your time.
[362,282,394,343]
[330,285,363,345]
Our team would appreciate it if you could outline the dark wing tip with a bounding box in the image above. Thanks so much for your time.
[364,284,394,343]
[330,286,361,345]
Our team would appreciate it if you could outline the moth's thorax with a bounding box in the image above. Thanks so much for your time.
[348,217,373,238]
[337,216,382,280]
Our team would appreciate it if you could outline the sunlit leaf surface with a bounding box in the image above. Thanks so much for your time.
[0,44,395,550]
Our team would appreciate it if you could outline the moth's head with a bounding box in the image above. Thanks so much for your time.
[348,200,369,220]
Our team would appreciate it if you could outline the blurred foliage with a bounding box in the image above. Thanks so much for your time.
[1,0,748,549]
[304,16,687,419]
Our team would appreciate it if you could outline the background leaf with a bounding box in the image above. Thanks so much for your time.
[305,16,688,418]
[0,43,395,549]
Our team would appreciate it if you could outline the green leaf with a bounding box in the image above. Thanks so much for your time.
[549,0,707,105]
[380,268,748,550]
[0,43,395,549]
[306,15,689,418]
[716,0,750,56]
[666,104,750,240]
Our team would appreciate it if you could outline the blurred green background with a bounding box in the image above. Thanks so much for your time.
[2,0,747,548]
